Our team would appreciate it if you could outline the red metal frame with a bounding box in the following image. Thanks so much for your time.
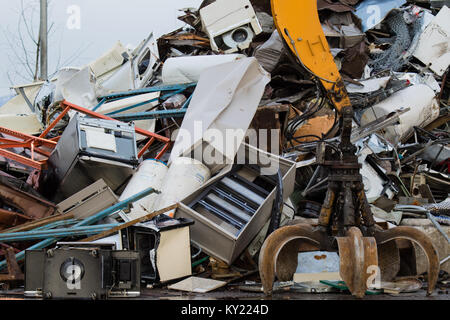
[44,101,172,160]
[0,127,57,170]
[0,100,171,171]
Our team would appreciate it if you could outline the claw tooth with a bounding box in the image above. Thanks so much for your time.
[375,226,439,295]
[259,224,325,295]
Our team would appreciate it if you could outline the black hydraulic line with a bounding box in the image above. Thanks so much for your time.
[266,169,284,239]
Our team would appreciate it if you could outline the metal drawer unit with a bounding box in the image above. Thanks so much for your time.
[175,143,296,264]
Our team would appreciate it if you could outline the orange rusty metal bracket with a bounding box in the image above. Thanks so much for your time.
[0,247,24,282]
[0,98,172,171]
[41,101,171,160]
[0,150,47,170]
[0,127,57,149]
[0,125,57,170]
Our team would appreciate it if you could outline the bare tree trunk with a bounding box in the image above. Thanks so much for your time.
[5,1,87,85]
[39,0,47,80]
[34,37,41,81]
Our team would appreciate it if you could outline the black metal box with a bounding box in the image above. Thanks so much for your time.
[25,243,140,299]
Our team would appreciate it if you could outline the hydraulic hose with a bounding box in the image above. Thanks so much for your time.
[266,169,284,238]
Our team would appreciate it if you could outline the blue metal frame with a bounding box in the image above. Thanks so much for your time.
[112,109,187,122]
[97,83,196,100]
[0,224,119,242]
[31,219,78,231]
[104,89,186,116]
[0,187,158,270]
[91,83,196,116]
[109,89,193,122]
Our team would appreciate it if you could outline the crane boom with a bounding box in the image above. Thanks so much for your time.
[271,0,352,114]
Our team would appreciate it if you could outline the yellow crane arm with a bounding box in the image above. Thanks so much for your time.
[271,0,352,114]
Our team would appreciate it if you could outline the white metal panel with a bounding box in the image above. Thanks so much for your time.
[414,6,450,76]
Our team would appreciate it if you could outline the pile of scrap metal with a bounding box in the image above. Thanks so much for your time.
[0,0,448,299]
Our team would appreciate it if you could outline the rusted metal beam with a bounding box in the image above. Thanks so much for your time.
[0,213,74,234]
[0,248,24,282]
[38,105,71,139]
[0,149,47,170]
[0,127,56,149]
[78,203,178,243]
[155,140,172,160]
[138,137,155,159]
[0,125,57,170]
[0,208,32,230]
[424,114,450,131]
[0,182,57,220]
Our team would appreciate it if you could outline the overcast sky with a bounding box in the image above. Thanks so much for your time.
[0,0,203,96]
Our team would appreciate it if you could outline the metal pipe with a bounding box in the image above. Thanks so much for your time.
[32,219,77,231]
[426,211,450,244]
[395,205,450,244]
[301,166,320,197]
[74,187,158,227]
[302,177,328,196]
[441,255,450,265]
[0,224,118,242]
[98,83,196,100]
[181,94,193,109]
[105,89,186,116]
[394,204,428,214]
[112,109,187,122]
[0,229,114,242]
[0,187,157,270]
[92,98,107,112]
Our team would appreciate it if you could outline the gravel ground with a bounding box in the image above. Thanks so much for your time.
[0,285,447,300]
[137,287,450,300]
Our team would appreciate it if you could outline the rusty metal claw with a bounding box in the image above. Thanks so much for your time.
[259,224,379,298]
[336,227,378,298]
[258,224,326,295]
[374,226,440,295]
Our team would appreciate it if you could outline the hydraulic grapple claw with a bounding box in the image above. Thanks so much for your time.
[375,226,440,295]
[258,224,326,295]
[258,223,439,298]
[258,224,379,298]
[336,227,378,298]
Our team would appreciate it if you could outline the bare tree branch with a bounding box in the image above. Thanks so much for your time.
[60,42,93,68]
[4,0,86,86]
[2,28,33,79]
[17,18,35,78]
[6,71,16,87]
[20,0,38,46]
